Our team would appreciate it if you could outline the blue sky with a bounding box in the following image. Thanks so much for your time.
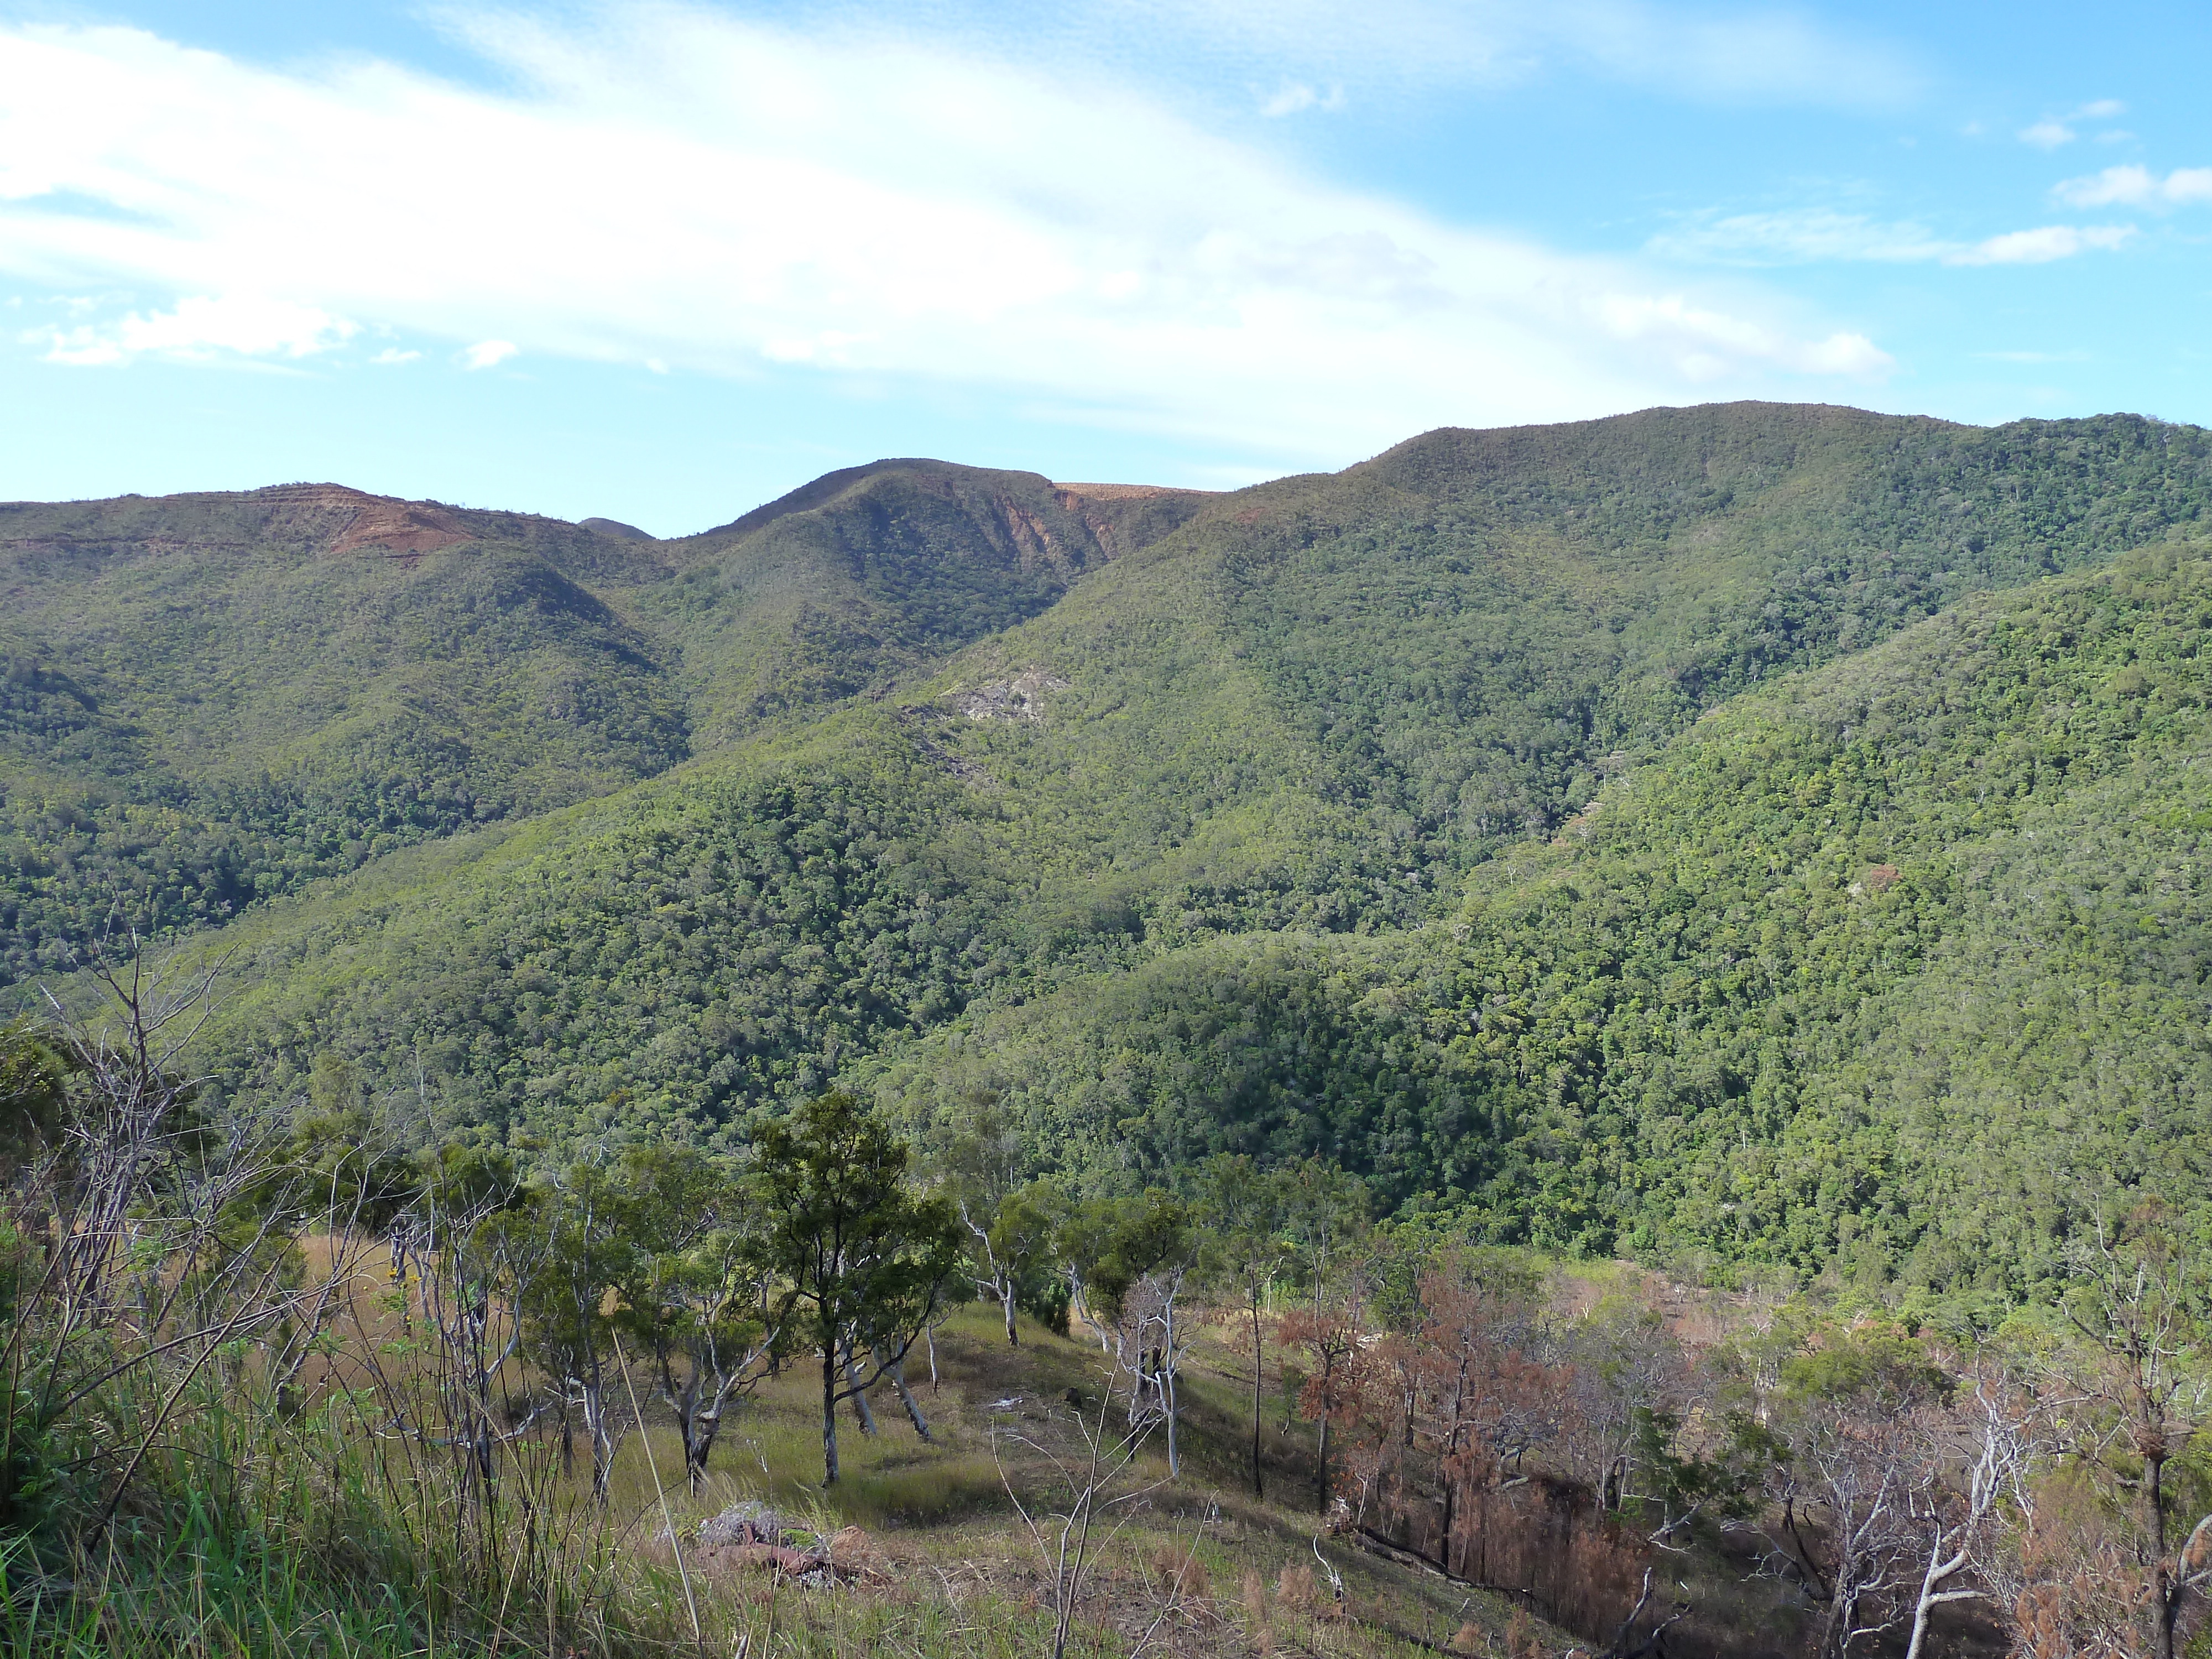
[1,1,2205,534]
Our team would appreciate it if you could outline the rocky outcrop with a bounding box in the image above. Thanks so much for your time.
[946,669,1068,723]
[691,1504,888,1587]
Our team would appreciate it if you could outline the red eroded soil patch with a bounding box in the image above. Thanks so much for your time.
[1051,482,1216,505]
[219,483,474,561]
[327,494,474,560]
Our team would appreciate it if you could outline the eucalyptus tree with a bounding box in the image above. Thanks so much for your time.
[753,1091,963,1485]
[1051,1193,1125,1352]
[1088,1189,1202,1478]
[963,1181,1060,1347]
[504,1157,635,1504]
[945,1103,1058,1345]
[608,1144,783,1491]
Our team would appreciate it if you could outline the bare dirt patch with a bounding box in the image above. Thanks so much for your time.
[1052,483,1214,505]
[326,492,475,561]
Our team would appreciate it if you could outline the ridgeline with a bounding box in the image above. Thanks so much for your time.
[6,400,2210,1297]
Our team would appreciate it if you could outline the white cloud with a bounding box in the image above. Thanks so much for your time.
[2017,98,2128,149]
[1259,80,1344,117]
[1651,210,1950,265]
[1943,225,2133,265]
[461,338,518,369]
[369,346,421,364]
[27,293,354,364]
[2053,164,2212,208]
[1088,0,1923,109]
[1654,209,2134,269]
[1593,291,1889,378]
[0,11,1901,458]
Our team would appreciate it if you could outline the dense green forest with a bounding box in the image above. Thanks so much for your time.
[868,542,2212,1310]
[6,401,2211,1296]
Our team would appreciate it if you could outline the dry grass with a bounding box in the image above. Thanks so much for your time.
[7,1268,1578,1659]
[582,1303,1576,1658]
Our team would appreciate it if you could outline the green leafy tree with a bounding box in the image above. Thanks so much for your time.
[502,1156,639,1504]
[945,1102,1065,1345]
[1050,1193,1125,1352]
[753,1091,963,1485]
[962,1182,1061,1347]
[605,1144,779,1491]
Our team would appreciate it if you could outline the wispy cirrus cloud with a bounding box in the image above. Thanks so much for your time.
[1650,209,1949,264]
[1076,0,1926,110]
[2017,98,2126,149]
[24,293,356,364]
[749,0,1924,115]
[1651,208,2133,268]
[1946,224,2133,265]
[0,7,1898,461]
[2053,164,2212,208]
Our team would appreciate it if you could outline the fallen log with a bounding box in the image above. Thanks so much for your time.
[1348,1526,1559,1624]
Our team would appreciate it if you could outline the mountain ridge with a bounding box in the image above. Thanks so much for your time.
[7,400,2212,1295]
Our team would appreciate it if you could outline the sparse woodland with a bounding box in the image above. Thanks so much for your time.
[8,977,2212,1658]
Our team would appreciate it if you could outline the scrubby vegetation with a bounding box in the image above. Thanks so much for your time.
[7,995,2212,1658]
[0,985,1589,1658]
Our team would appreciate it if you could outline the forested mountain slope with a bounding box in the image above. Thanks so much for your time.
[644,461,1212,744]
[7,403,2212,1292]
[0,467,1204,983]
[865,542,2212,1309]
[0,484,684,981]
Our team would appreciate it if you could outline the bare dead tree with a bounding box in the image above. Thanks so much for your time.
[991,1366,1169,1659]
[40,938,233,1323]
[1751,1392,1936,1657]
[1608,1566,1692,1658]
[0,942,390,1543]
[1114,1264,1202,1478]
[2042,1215,2212,1659]
[1558,1290,1691,1517]
[372,1173,551,1529]
[1902,1374,2042,1659]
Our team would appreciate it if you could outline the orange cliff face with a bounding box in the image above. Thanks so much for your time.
[225,484,474,561]
[318,491,475,561]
